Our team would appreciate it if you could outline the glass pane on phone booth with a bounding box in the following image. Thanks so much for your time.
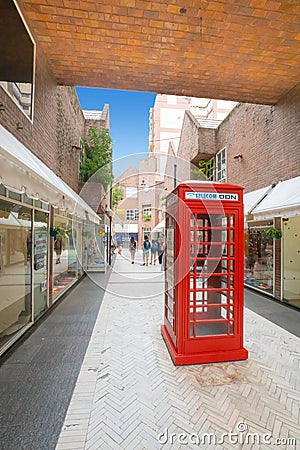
[165,215,176,336]
[189,211,236,337]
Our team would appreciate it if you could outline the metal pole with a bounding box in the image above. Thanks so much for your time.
[108,182,112,265]
[173,164,177,189]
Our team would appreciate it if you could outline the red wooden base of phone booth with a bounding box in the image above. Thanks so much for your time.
[162,181,248,366]
[161,324,248,365]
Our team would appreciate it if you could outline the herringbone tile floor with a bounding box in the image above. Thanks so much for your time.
[56,252,300,450]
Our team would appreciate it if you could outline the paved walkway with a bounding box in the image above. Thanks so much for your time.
[56,251,300,450]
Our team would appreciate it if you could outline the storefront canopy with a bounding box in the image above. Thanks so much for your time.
[243,185,273,215]
[251,176,300,220]
[152,219,165,233]
[0,124,99,222]
[114,223,137,233]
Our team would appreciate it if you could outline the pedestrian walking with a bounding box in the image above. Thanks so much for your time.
[129,236,137,264]
[150,239,159,265]
[158,240,165,271]
[142,235,151,266]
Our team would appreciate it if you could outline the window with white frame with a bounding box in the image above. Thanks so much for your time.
[126,209,139,221]
[206,158,215,181]
[143,228,151,239]
[142,205,152,216]
[125,187,137,198]
[216,147,226,182]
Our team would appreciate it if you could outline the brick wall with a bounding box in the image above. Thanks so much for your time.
[56,86,85,193]
[177,111,216,166]
[0,46,85,194]
[84,104,110,136]
[217,83,300,192]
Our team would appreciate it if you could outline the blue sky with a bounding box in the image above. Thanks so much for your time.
[76,87,156,176]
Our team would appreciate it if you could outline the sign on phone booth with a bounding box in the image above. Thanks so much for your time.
[161,181,248,365]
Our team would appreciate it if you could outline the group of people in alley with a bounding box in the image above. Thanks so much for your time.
[141,235,164,266]
[121,235,165,267]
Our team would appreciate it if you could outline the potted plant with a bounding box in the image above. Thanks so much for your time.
[265,227,282,239]
[142,213,151,222]
[50,226,67,238]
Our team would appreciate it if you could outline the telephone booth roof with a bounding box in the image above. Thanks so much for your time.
[167,181,244,207]
[171,180,244,192]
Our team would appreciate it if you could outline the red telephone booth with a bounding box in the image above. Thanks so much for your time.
[161,181,248,365]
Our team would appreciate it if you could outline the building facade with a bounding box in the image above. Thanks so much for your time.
[175,83,300,309]
[0,0,110,355]
[114,166,139,247]
[144,94,237,238]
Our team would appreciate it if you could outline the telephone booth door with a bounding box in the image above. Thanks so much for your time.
[161,182,248,366]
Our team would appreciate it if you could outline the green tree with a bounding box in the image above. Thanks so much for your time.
[112,186,124,209]
[80,127,113,191]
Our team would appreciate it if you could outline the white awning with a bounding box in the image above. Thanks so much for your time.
[243,185,273,215]
[0,212,22,226]
[114,223,137,233]
[110,209,124,227]
[0,124,99,223]
[152,219,165,233]
[251,176,300,219]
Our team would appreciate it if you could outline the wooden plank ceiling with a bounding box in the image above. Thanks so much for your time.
[19,0,300,104]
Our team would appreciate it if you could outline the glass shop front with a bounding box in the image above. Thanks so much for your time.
[244,222,274,294]
[0,188,101,354]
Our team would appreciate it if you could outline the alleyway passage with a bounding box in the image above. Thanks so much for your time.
[56,251,300,450]
[0,250,299,450]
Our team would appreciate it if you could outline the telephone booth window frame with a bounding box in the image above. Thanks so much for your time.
[188,211,237,340]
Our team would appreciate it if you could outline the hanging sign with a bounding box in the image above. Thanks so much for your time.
[185,192,239,201]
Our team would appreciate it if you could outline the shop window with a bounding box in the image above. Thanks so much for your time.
[0,198,32,351]
[244,226,274,293]
[83,220,107,272]
[0,0,35,119]
[283,216,300,309]
[73,220,83,278]
[52,215,76,300]
[33,210,48,318]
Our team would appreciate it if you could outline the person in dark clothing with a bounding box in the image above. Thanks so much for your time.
[142,235,151,266]
[129,236,137,264]
[158,240,165,265]
[54,234,63,264]
[150,240,159,265]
